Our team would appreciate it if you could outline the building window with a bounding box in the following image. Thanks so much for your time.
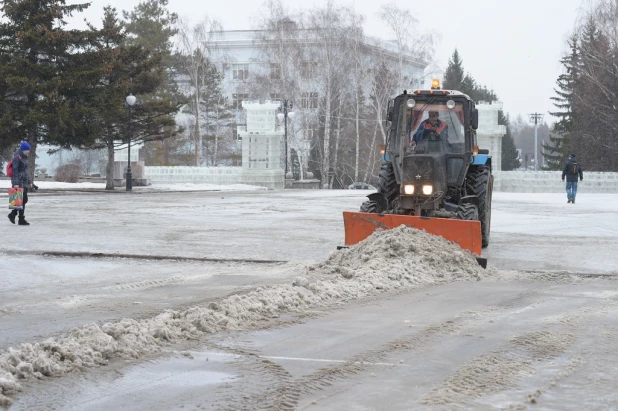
[232,63,249,80]
[300,61,318,79]
[270,93,281,102]
[232,93,249,109]
[270,63,281,80]
[301,92,318,109]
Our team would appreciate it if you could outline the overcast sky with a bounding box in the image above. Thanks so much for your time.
[72,0,587,124]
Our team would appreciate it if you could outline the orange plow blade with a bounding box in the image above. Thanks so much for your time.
[343,211,483,256]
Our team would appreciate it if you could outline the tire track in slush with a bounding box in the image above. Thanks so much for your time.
[213,287,617,410]
[287,289,553,404]
[103,276,184,291]
[505,299,618,409]
[422,298,618,409]
[212,288,545,410]
[205,344,299,411]
[207,313,467,410]
[421,330,576,407]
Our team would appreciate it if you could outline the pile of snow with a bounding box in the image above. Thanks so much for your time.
[317,225,487,286]
[0,225,488,405]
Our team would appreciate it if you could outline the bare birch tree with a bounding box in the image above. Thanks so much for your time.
[305,1,356,188]
[378,3,438,90]
[347,12,367,183]
[175,17,223,166]
[247,1,435,184]
[250,0,308,172]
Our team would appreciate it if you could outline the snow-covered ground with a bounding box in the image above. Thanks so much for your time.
[0,180,269,193]
[1,189,617,409]
[485,192,618,272]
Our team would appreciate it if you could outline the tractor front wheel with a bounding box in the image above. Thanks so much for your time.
[360,200,380,213]
[377,162,398,205]
[359,162,398,214]
[456,202,479,221]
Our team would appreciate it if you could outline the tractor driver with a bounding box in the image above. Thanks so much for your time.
[411,111,448,148]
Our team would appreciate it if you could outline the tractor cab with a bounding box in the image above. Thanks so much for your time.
[384,79,482,215]
[387,79,478,154]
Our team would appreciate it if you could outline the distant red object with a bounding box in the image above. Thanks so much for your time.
[5,155,21,178]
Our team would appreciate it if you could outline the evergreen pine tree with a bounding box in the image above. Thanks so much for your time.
[442,50,497,103]
[544,35,578,170]
[123,0,185,165]
[499,113,519,170]
[442,49,510,167]
[573,18,604,167]
[460,75,498,103]
[576,16,618,170]
[472,85,498,103]
[442,49,464,90]
[0,0,97,181]
[85,6,182,189]
[460,74,476,97]
[123,0,178,62]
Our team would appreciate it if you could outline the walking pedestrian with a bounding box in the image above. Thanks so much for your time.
[8,142,33,225]
[561,153,583,204]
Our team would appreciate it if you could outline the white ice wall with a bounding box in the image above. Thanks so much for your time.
[115,143,143,162]
[240,101,284,172]
[495,171,618,193]
[144,166,284,190]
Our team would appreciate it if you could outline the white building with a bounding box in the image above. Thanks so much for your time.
[207,23,429,163]
[209,28,428,101]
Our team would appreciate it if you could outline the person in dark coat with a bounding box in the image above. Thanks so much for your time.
[8,142,33,225]
[561,153,584,204]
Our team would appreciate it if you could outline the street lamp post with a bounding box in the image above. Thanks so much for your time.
[277,100,294,175]
[126,92,137,191]
[528,113,544,171]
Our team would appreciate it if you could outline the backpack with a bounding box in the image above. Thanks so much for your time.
[569,161,579,176]
[5,155,20,178]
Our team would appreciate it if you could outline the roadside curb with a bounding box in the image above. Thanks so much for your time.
[0,188,273,197]
[1,249,288,264]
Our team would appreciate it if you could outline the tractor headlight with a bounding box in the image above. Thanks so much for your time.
[404,185,415,195]
[406,98,416,108]
[446,99,456,109]
[422,185,433,195]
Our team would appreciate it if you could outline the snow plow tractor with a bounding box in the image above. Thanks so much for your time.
[343,79,493,267]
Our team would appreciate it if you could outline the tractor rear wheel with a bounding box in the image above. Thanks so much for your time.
[466,166,492,248]
[377,162,398,207]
